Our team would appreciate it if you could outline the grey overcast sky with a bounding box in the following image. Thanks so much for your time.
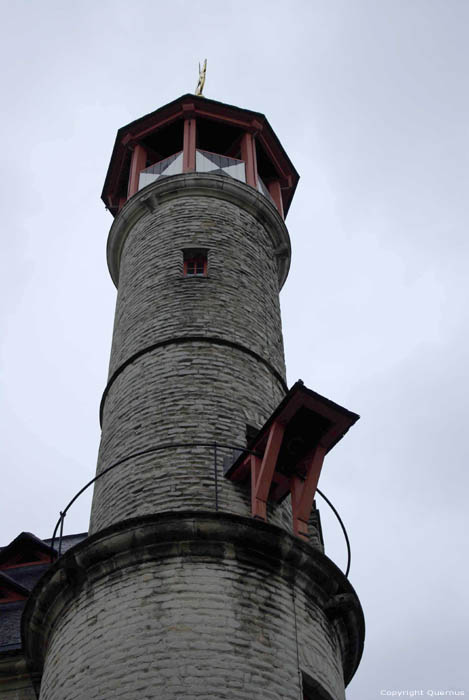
[0,1,468,697]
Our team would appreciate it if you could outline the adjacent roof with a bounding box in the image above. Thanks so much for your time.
[43,533,88,556]
[0,571,29,599]
[2,565,49,593]
[0,602,24,651]
[0,532,54,569]
[0,532,87,652]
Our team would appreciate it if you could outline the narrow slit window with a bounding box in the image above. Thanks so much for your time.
[183,249,208,277]
[301,671,327,700]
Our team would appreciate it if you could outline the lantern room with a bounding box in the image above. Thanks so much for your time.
[102,94,299,219]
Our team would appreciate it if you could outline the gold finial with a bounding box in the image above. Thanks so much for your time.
[195,59,207,96]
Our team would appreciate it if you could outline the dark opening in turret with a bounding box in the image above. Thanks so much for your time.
[196,118,243,159]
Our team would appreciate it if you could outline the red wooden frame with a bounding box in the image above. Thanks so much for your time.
[240,132,258,189]
[291,445,326,539]
[127,143,147,199]
[183,117,196,172]
[102,94,299,218]
[225,381,359,541]
[268,180,284,218]
[250,421,285,520]
[184,255,207,277]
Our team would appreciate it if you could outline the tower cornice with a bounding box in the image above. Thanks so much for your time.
[22,511,364,694]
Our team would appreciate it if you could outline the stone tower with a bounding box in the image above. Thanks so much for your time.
[22,94,364,700]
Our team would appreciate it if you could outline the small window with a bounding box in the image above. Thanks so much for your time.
[302,671,332,700]
[183,249,208,277]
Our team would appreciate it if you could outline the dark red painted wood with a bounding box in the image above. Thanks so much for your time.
[128,144,147,199]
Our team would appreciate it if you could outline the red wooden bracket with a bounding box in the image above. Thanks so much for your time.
[250,420,285,520]
[240,132,258,188]
[183,117,196,172]
[127,143,147,199]
[267,179,284,218]
[291,444,327,540]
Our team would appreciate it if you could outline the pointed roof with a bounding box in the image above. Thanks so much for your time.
[0,532,54,570]
[0,531,87,653]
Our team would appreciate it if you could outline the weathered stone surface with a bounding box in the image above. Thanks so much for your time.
[91,342,291,533]
[90,175,295,535]
[21,173,363,700]
[107,180,288,378]
[22,513,363,700]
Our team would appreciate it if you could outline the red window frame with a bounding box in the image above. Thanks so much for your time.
[184,255,207,277]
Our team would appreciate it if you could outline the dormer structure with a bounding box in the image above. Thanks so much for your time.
[102,94,299,219]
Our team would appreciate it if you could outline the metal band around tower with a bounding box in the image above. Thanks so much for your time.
[99,335,289,427]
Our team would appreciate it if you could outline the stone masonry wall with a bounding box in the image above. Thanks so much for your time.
[90,182,293,534]
[91,342,290,533]
[107,192,286,378]
[38,548,344,700]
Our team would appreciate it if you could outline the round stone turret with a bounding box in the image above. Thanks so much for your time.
[90,172,292,533]
[22,95,364,700]
[90,94,300,535]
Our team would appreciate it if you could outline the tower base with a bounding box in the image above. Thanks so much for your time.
[22,512,364,700]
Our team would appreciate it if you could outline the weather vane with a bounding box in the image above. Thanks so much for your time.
[195,59,207,96]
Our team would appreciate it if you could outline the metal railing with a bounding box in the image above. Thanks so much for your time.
[50,441,352,577]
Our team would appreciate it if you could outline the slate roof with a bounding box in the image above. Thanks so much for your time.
[0,531,87,652]
[0,602,24,651]
[4,564,50,591]
[0,571,29,597]
[0,531,52,566]
[44,532,88,555]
